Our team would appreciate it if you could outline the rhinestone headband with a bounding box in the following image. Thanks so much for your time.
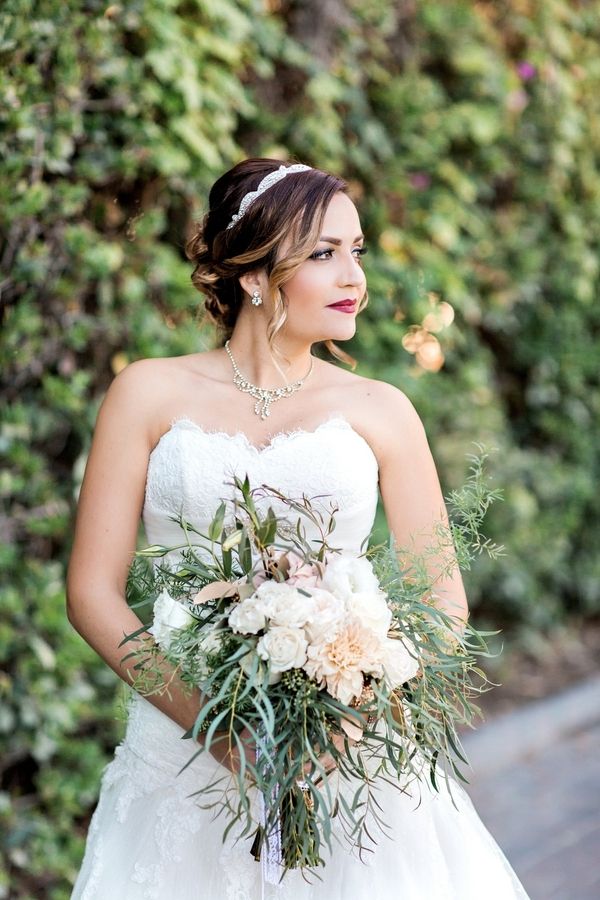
[226,163,312,230]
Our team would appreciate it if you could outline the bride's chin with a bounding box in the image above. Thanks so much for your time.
[287,322,357,344]
[326,323,358,341]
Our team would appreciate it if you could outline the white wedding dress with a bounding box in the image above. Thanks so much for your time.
[72,415,530,900]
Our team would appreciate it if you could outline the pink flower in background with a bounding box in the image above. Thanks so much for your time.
[517,61,536,81]
[409,172,431,191]
[506,89,529,113]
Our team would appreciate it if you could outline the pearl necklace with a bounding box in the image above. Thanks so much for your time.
[224,340,314,420]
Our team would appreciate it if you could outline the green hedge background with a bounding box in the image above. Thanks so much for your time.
[1,1,599,896]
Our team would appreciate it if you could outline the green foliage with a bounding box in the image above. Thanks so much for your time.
[1,0,599,895]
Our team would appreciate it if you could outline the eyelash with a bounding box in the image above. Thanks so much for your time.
[309,246,369,261]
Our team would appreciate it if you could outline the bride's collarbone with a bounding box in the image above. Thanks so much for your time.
[152,357,378,448]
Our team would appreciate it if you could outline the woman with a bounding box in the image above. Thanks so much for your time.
[67,158,529,898]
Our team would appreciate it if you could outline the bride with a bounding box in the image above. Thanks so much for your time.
[67,158,530,898]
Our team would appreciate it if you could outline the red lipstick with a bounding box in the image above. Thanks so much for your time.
[327,300,357,313]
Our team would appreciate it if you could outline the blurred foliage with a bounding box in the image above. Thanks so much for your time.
[1,0,599,895]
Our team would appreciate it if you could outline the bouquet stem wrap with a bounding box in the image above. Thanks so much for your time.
[255,738,284,887]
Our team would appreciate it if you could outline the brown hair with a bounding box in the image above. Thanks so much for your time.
[185,158,368,368]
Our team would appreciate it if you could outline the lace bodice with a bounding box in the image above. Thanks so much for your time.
[142,415,380,560]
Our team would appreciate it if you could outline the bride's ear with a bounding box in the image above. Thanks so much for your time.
[238,270,266,300]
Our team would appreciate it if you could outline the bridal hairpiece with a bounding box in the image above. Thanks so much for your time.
[226,163,312,230]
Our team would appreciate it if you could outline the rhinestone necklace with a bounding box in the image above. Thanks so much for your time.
[224,340,314,420]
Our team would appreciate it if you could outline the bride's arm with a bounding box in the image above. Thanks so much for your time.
[66,360,204,729]
[66,361,245,769]
[373,383,469,631]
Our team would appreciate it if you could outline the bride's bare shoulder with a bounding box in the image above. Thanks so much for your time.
[122,350,216,376]
[330,368,425,461]
[326,364,416,413]
[106,354,187,397]
[113,350,218,390]
[99,353,210,444]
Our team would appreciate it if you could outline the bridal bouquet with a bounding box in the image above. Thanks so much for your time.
[123,453,501,881]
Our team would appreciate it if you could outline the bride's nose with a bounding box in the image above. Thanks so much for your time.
[338,252,366,288]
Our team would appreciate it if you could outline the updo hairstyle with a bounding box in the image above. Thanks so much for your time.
[185,158,367,368]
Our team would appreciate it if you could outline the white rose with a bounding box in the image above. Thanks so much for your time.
[228,596,267,634]
[381,636,419,687]
[256,626,308,683]
[149,589,195,651]
[321,553,381,602]
[304,588,347,643]
[253,580,293,604]
[346,591,392,638]
[255,580,316,628]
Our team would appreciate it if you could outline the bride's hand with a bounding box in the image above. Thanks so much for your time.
[208,728,358,783]
[305,731,356,785]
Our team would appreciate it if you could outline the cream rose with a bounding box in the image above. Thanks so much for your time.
[381,636,419,687]
[149,589,195,651]
[321,553,381,602]
[228,596,267,634]
[346,590,392,638]
[255,581,315,629]
[256,626,308,683]
[304,588,346,643]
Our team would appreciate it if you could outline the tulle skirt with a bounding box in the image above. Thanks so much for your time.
[71,695,529,900]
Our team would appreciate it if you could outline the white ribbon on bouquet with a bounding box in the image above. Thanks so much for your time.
[255,739,284,891]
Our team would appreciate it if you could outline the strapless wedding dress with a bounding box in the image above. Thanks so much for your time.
[71,415,530,900]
